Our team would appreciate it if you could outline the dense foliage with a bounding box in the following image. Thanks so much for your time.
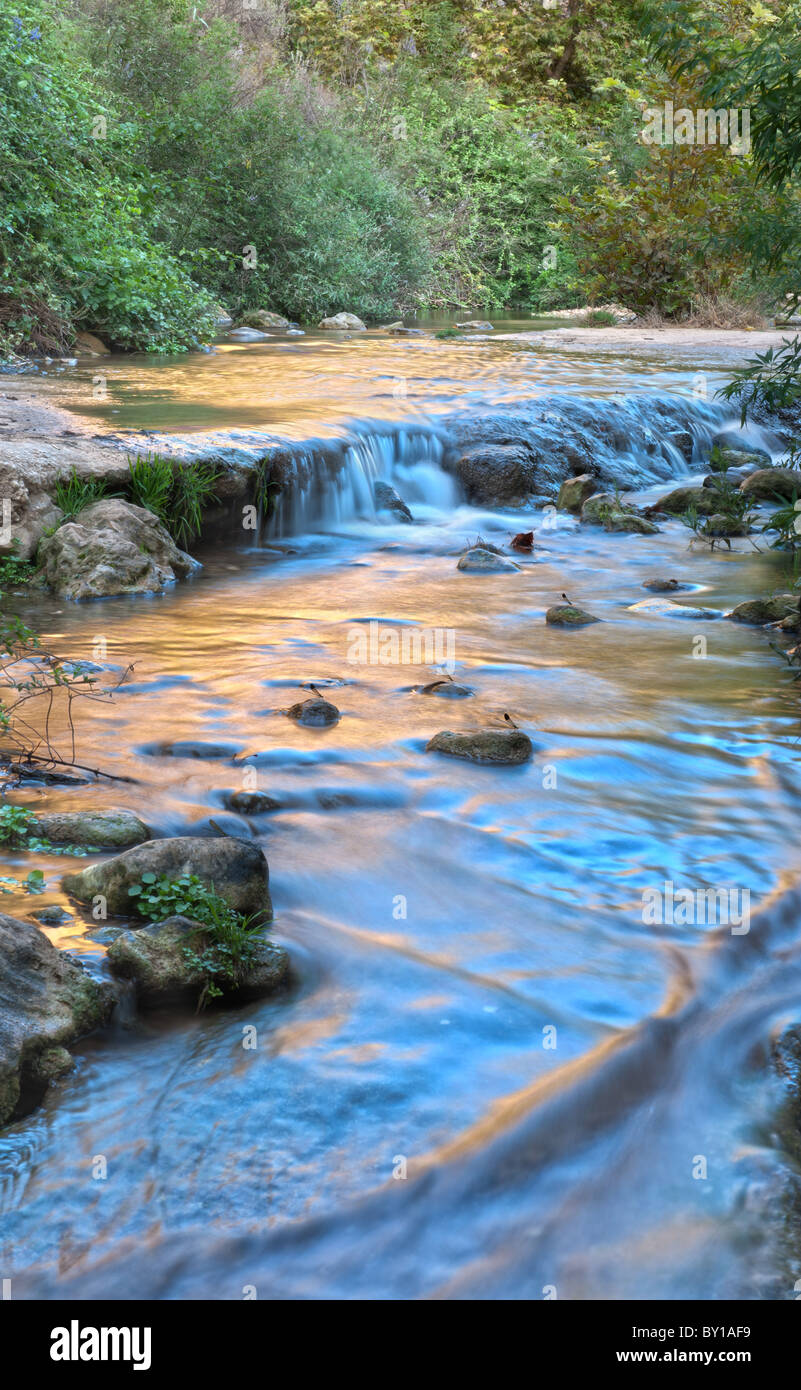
[2,0,800,354]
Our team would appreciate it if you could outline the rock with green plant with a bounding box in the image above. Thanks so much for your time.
[107,912,289,1011]
[37,499,199,599]
[62,836,272,920]
[580,492,659,534]
[0,912,115,1127]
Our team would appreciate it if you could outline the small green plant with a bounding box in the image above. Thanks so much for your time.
[0,804,38,844]
[0,545,36,587]
[127,872,266,1008]
[54,467,110,521]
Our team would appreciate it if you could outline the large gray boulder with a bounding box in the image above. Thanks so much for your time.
[106,916,289,1009]
[0,914,115,1126]
[62,836,272,921]
[38,499,199,599]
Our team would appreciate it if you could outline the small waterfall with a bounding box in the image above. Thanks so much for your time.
[125,391,782,542]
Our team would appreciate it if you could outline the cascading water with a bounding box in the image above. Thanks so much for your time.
[121,391,780,539]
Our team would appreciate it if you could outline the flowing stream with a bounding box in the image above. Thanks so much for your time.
[2,321,801,1299]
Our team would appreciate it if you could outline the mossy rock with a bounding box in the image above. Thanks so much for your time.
[545,603,600,627]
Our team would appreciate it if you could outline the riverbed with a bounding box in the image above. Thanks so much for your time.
[2,321,801,1299]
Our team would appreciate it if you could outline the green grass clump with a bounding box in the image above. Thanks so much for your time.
[127,453,219,548]
[54,467,110,521]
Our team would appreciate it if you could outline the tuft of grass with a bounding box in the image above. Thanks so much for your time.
[54,467,110,520]
[580,309,618,327]
[126,453,219,549]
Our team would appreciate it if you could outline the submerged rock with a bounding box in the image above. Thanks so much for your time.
[426,728,534,765]
[143,740,241,761]
[416,677,473,697]
[319,312,366,331]
[35,810,150,849]
[227,327,269,341]
[38,500,199,600]
[457,547,521,572]
[374,480,413,522]
[287,696,340,727]
[557,473,596,513]
[224,791,282,814]
[455,320,494,331]
[30,905,74,926]
[0,913,115,1126]
[63,836,272,920]
[545,603,600,627]
[728,595,799,625]
[642,578,690,592]
[740,467,801,502]
[627,598,721,620]
[106,916,289,1010]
